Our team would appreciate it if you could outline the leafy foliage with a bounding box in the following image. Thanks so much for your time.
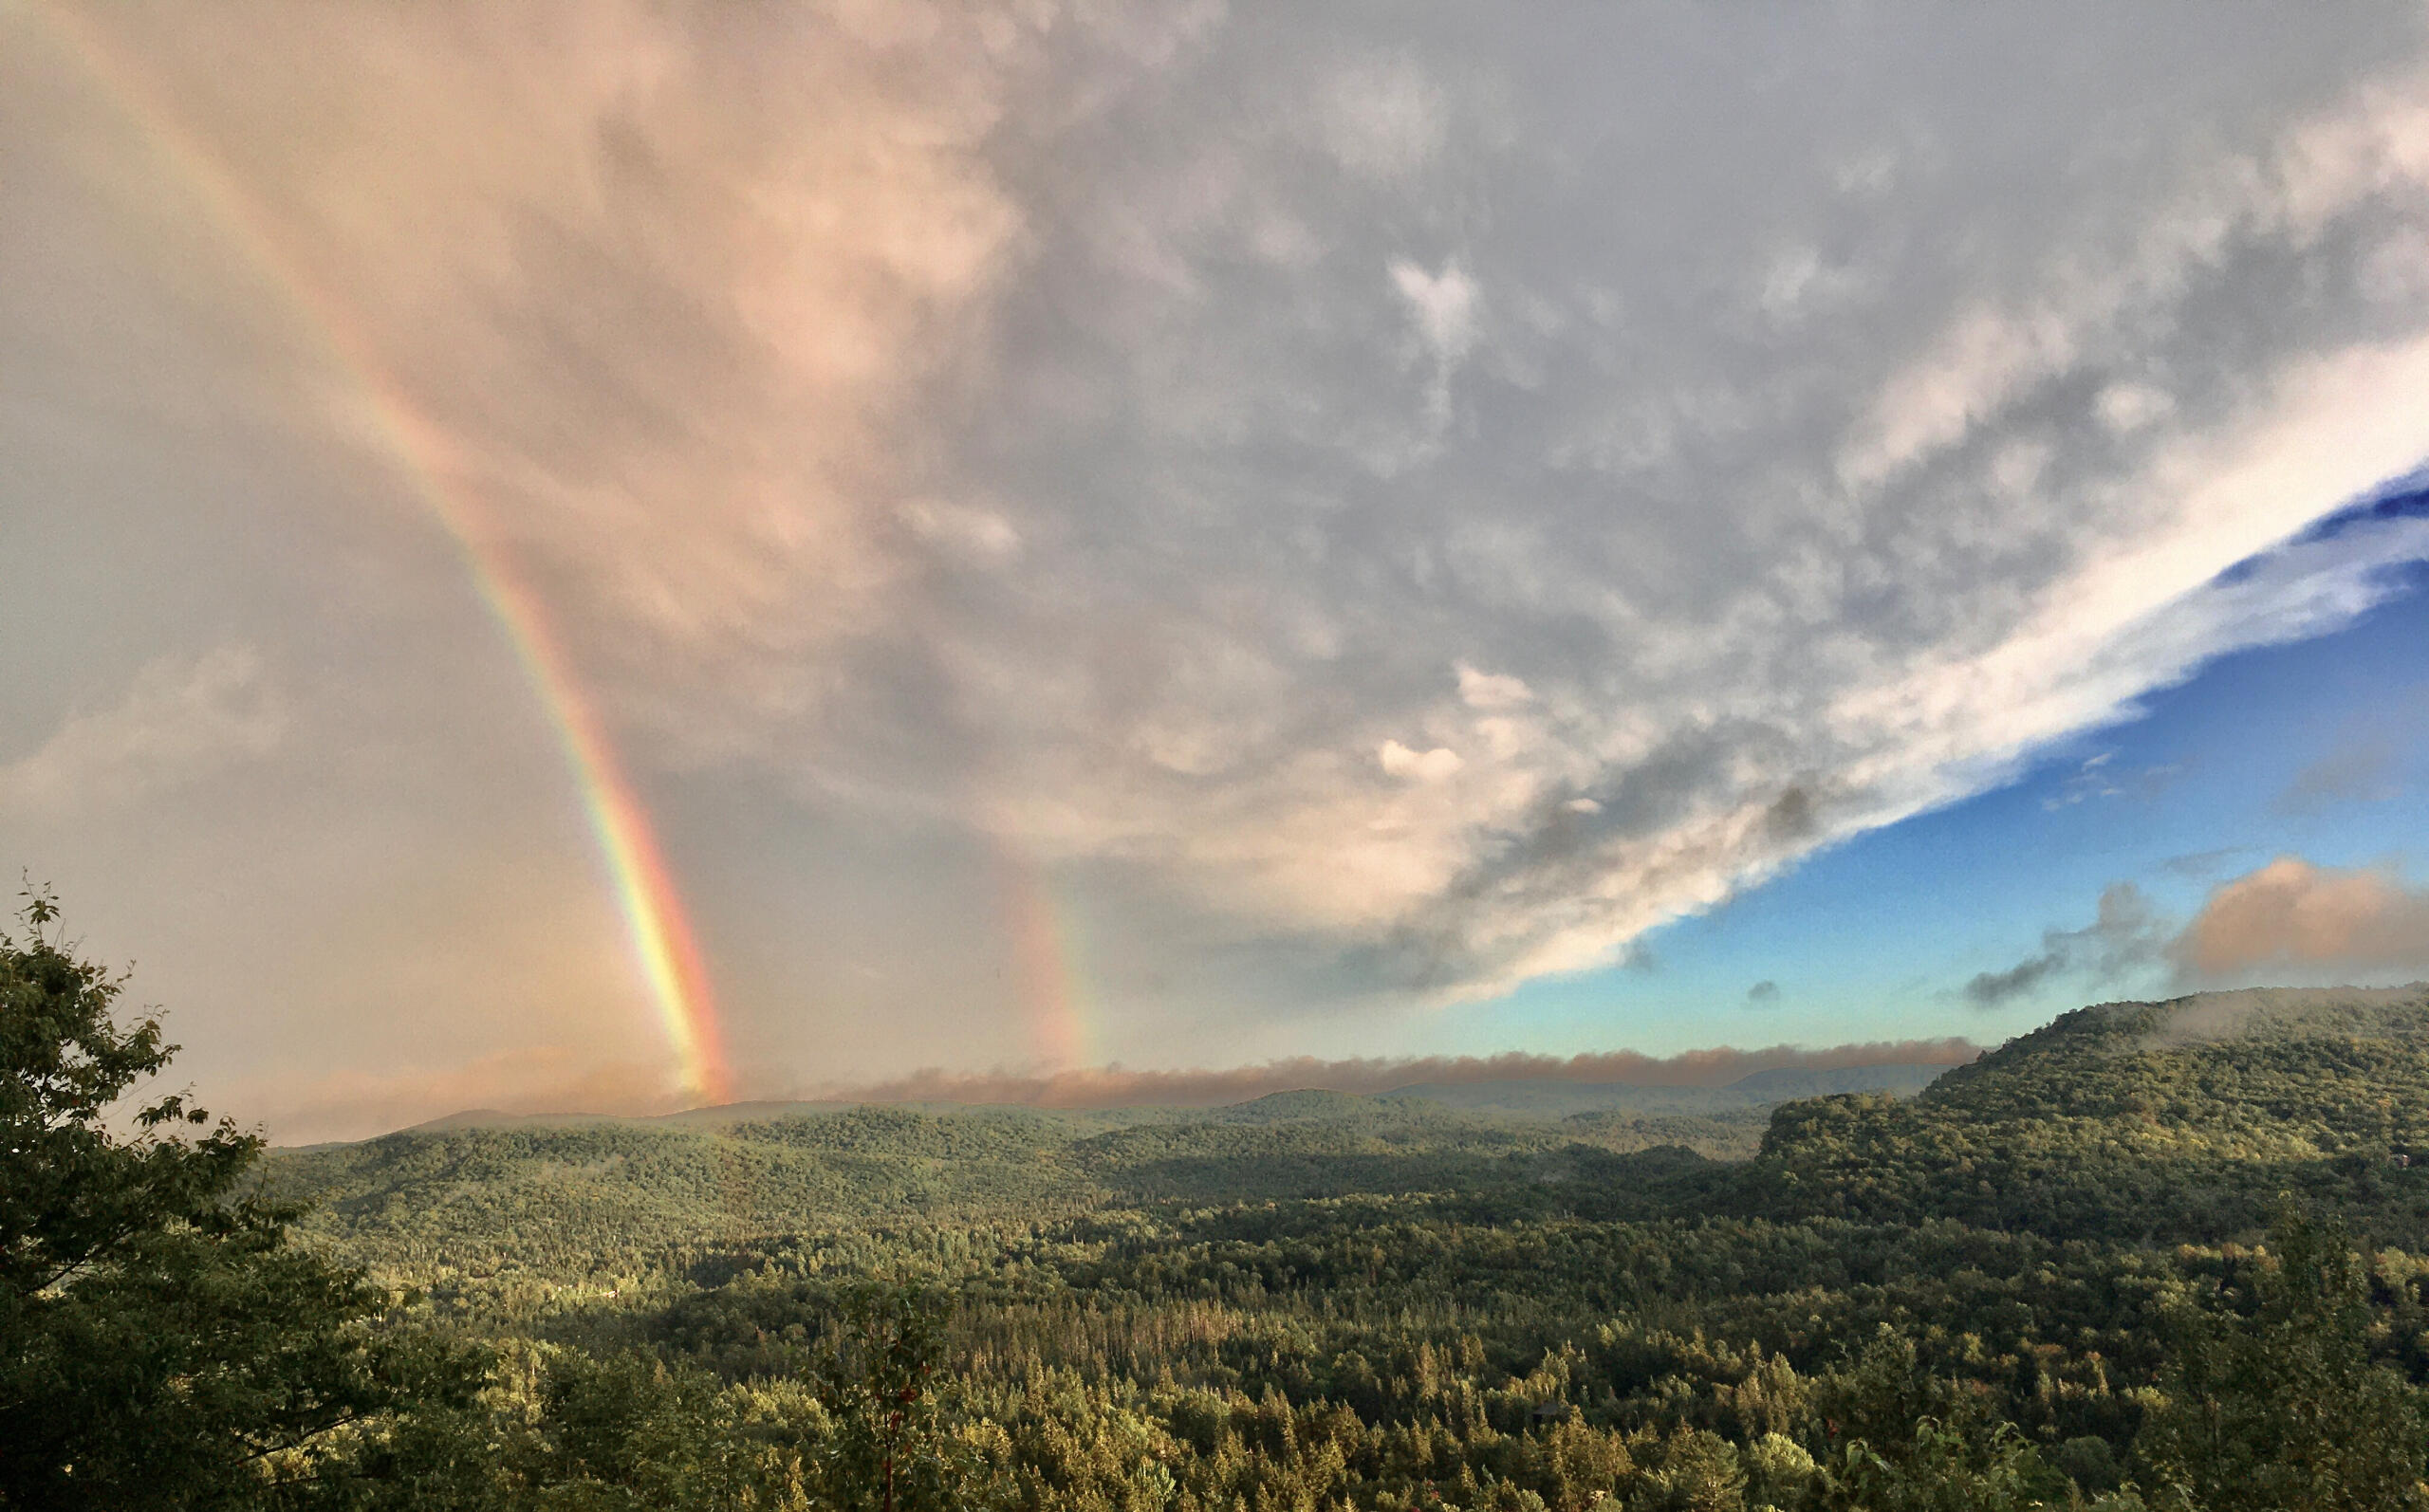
[18,894,2429,1509]
[2137,1207,2429,1511]
[0,894,481,1509]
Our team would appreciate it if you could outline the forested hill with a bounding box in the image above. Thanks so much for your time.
[40,965,2429,1508]
[268,985,2429,1279]
[1749,983,2429,1245]
[265,1068,1965,1279]
[266,1090,1771,1279]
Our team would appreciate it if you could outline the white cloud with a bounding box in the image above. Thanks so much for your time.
[2096,383,2175,433]
[900,498,1022,562]
[1378,740,1463,783]
[1456,663,1532,710]
[1389,256,1481,430]
[1392,259,1479,363]
[1756,243,1863,325]
[0,648,284,818]
[1842,66,2429,490]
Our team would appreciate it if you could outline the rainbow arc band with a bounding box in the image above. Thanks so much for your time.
[996,841,1098,1071]
[41,7,734,1105]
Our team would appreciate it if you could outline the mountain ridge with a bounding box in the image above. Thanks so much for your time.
[378,1060,1956,1142]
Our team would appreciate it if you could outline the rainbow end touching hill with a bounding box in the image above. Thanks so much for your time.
[43,8,734,1106]
[995,842,1101,1071]
[506,596,732,1105]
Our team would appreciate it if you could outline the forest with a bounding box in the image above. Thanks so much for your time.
[9,896,2429,1510]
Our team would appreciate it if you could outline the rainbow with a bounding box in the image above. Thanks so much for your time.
[38,9,734,1105]
[993,844,1101,1070]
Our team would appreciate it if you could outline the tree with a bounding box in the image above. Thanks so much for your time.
[1808,1331,2081,1511]
[0,891,482,1509]
[810,1281,976,1512]
[2137,1205,2429,1512]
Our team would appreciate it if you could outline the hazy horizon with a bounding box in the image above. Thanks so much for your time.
[254,1036,1975,1143]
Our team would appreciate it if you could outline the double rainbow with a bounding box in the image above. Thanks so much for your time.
[41,9,733,1105]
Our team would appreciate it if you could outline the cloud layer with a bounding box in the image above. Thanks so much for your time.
[14,4,2429,1093]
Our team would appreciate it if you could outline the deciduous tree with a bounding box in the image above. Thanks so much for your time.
[0,892,481,1510]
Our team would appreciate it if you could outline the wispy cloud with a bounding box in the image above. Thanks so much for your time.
[2275,687,2428,814]
[2162,847,2257,881]
[2042,752,2184,812]
[1964,882,2170,1008]
[0,648,283,818]
[1963,951,2069,1010]
[2278,738,2401,814]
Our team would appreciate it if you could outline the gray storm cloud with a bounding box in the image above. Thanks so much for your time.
[16,1,2429,1062]
[1964,883,2171,1009]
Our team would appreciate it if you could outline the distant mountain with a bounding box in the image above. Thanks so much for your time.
[1724,1063,1951,1097]
[396,1098,1098,1136]
[268,1092,1754,1275]
[1382,1062,1948,1117]
[398,1108,622,1134]
[1203,1088,1397,1123]
[272,986,2429,1279]
[388,1064,1953,1139]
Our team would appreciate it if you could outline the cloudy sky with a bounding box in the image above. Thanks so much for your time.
[6,1,2429,1140]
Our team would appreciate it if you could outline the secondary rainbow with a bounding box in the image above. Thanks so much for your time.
[42,9,734,1105]
[994,842,1102,1070]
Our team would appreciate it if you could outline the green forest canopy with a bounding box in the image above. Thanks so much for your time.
[9,899,2429,1509]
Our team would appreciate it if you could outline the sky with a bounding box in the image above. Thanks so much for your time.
[4,1,2429,1142]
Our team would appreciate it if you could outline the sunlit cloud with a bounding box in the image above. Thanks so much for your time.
[1975,857,2429,1006]
[2173,856,2429,981]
